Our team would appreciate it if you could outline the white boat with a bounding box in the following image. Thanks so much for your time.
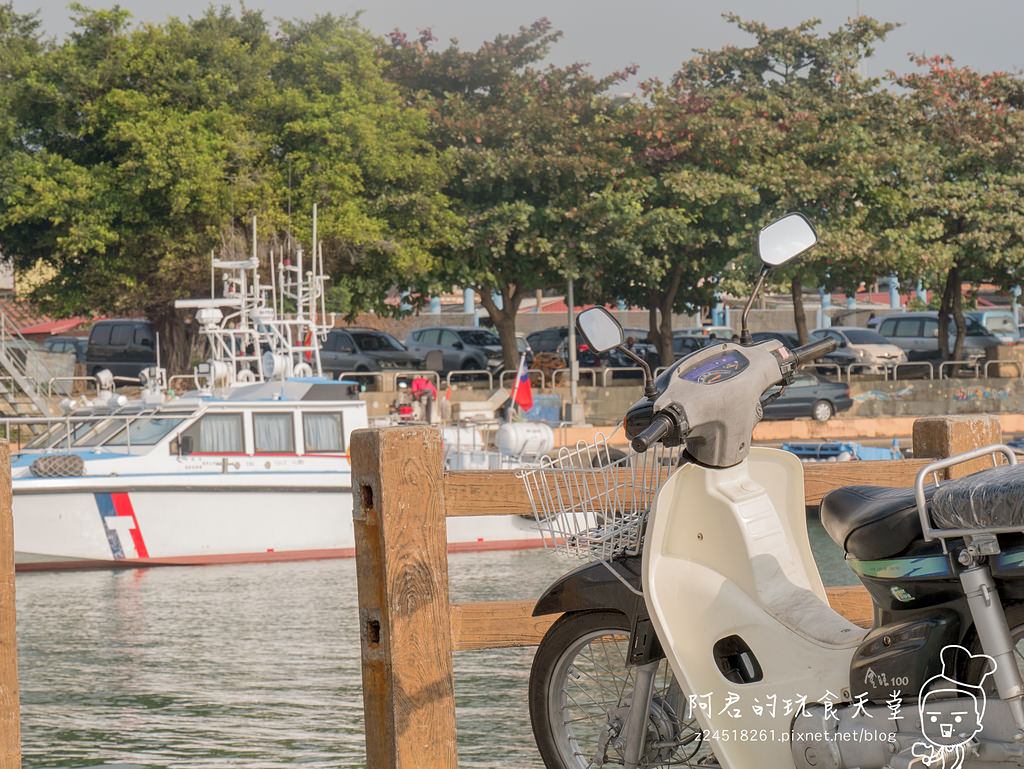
[6,237,544,571]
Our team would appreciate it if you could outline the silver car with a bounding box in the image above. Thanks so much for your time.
[875,311,1002,361]
[810,327,905,372]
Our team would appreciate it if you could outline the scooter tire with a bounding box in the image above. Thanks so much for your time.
[529,609,710,769]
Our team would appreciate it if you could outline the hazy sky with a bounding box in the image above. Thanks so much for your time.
[13,0,1024,86]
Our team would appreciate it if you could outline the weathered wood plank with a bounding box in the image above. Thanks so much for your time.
[801,459,931,506]
[450,587,874,652]
[0,442,18,768]
[445,459,932,518]
[451,601,558,651]
[352,427,457,769]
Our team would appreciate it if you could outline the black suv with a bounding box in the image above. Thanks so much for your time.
[85,319,157,378]
[320,328,423,377]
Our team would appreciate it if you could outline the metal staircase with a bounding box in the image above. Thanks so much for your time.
[0,317,65,430]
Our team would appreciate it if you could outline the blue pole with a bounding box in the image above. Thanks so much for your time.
[819,288,832,328]
[429,296,441,314]
[889,275,900,309]
[463,288,474,315]
[1013,286,1021,325]
[916,279,927,305]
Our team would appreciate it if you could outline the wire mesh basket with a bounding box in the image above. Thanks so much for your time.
[518,434,685,561]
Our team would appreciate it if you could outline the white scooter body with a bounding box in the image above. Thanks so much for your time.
[642,447,868,769]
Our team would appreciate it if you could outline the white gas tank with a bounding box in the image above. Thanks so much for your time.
[497,422,554,458]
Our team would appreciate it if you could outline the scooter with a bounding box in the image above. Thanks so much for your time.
[525,213,1024,769]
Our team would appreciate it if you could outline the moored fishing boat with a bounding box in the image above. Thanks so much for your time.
[6,237,544,571]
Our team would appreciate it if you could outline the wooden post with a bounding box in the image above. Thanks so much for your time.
[912,414,1003,478]
[0,442,19,767]
[351,426,456,769]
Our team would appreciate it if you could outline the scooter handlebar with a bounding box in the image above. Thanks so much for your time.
[631,412,678,453]
[791,337,838,367]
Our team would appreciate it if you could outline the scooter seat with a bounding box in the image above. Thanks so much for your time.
[930,463,1024,531]
[820,484,936,560]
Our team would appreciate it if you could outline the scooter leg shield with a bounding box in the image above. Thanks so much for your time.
[642,457,867,769]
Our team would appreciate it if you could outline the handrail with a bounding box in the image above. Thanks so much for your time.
[499,368,546,389]
[938,359,981,379]
[845,362,884,380]
[891,361,935,380]
[810,362,842,379]
[444,369,494,389]
[600,366,645,387]
[336,371,383,390]
[551,367,599,387]
[45,376,99,398]
[985,359,1024,379]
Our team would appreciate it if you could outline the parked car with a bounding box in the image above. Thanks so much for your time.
[620,328,661,366]
[85,319,157,378]
[526,327,570,354]
[405,326,504,373]
[43,335,87,364]
[675,325,734,341]
[809,326,906,372]
[761,371,853,422]
[516,334,534,368]
[966,310,1019,345]
[673,334,706,359]
[320,328,423,376]
[750,331,858,372]
[875,311,1002,362]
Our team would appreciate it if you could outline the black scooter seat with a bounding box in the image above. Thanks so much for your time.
[820,484,936,560]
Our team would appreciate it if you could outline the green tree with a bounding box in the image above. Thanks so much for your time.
[0,8,452,372]
[888,57,1024,359]
[383,20,635,369]
[672,15,900,343]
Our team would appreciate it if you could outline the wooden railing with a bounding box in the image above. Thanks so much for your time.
[350,414,1005,769]
[0,442,19,768]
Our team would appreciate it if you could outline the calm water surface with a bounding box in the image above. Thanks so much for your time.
[16,523,854,768]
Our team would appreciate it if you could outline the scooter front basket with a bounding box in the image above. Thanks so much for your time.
[517,434,684,560]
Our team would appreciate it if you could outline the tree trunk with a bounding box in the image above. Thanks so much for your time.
[149,306,191,376]
[938,265,959,360]
[478,285,525,371]
[647,290,672,367]
[792,273,808,345]
[950,265,966,362]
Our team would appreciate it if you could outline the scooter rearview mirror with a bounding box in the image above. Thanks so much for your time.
[757,212,818,267]
[576,307,624,353]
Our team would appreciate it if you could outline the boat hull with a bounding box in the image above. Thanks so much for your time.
[13,478,544,571]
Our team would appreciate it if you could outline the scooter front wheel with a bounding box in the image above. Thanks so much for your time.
[529,609,715,769]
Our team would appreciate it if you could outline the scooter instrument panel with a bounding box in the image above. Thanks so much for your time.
[678,349,749,384]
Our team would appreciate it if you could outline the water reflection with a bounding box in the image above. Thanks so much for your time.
[17,522,853,768]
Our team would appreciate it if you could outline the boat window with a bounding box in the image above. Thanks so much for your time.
[104,417,185,446]
[72,418,127,447]
[253,413,295,454]
[178,413,244,454]
[23,421,77,449]
[303,412,344,453]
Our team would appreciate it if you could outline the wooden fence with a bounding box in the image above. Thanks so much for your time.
[349,414,1004,769]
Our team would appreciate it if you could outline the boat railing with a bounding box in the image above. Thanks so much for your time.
[45,376,100,398]
[1,412,157,454]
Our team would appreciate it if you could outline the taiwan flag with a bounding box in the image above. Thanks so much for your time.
[513,353,533,412]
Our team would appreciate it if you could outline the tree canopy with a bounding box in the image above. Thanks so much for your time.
[3,8,1024,370]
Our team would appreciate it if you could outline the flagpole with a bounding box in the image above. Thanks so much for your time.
[509,352,526,421]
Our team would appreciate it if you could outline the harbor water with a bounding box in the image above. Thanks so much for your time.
[17,523,855,768]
